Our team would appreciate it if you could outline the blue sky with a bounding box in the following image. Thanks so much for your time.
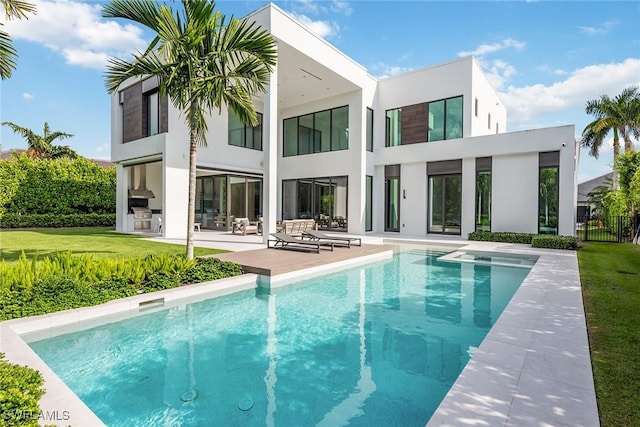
[1,0,639,182]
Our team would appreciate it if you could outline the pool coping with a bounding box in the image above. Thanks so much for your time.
[426,242,599,427]
[0,243,598,426]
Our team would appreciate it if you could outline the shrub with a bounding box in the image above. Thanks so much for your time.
[0,353,45,427]
[0,213,116,229]
[180,257,244,284]
[0,254,242,322]
[531,235,578,250]
[467,231,535,244]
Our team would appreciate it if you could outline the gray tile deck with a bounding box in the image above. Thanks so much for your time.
[0,235,599,427]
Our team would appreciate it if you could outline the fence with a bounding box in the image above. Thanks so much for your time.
[576,215,637,243]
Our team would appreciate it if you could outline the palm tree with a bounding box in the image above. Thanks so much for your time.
[1,0,36,79]
[582,86,640,186]
[1,121,77,159]
[103,0,276,259]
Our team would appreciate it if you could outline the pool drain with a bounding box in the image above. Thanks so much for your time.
[181,389,198,402]
[238,397,254,411]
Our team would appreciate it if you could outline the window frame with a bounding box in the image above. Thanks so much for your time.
[282,106,349,157]
[366,108,374,152]
[228,111,263,151]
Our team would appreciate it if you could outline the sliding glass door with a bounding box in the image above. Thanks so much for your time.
[428,174,461,234]
[196,175,261,230]
[281,176,348,231]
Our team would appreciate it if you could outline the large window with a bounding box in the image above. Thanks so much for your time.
[386,96,462,146]
[428,160,462,235]
[228,111,262,150]
[428,96,462,142]
[385,165,400,232]
[282,176,348,231]
[195,175,262,230]
[539,152,560,235]
[366,175,373,231]
[146,91,159,137]
[475,157,492,232]
[366,108,374,151]
[385,108,401,147]
[283,106,349,156]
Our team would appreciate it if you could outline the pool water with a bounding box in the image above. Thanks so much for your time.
[30,250,531,426]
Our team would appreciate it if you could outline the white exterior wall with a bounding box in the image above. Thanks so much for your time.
[470,58,507,135]
[492,153,539,233]
[399,163,427,235]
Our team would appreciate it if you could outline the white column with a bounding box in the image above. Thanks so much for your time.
[116,164,127,232]
[263,54,278,244]
[348,93,366,234]
[461,158,476,238]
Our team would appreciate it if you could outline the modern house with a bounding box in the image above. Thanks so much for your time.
[110,3,578,240]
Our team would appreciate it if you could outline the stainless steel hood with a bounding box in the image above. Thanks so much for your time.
[128,164,156,199]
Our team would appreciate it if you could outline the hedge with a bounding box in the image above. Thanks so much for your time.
[468,231,578,250]
[0,154,115,215]
[0,213,116,229]
[531,235,578,250]
[467,231,535,244]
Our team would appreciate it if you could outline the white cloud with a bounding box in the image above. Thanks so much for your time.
[22,92,34,100]
[457,38,525,58]
[458,38,525,89]
[331,0,353,16]
[578,20,617,35]
[290,13,339,39]
[500,58,640,126]
[484,59,517,90]
[371,62,413,79]
[96,143,108,153]
[2,0,147,70]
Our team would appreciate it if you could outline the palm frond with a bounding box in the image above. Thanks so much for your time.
[0,25,17,79]
[2,0,36,20]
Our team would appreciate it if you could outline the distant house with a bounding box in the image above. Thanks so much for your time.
[577,172,613,219]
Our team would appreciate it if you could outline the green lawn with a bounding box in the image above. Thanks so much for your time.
[0,227,225,262]
[578,242,640,427]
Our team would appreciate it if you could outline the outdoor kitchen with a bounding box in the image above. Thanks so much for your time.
[126,162,162,232]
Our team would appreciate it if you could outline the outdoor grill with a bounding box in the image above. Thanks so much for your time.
[131,206,152,230]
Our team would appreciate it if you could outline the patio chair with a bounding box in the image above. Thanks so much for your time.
[268,233,334,253]
[302,230,362,248]
[232,218,260,235]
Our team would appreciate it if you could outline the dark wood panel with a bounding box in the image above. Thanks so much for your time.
[400,102,428,145]
[122,82,143,143]
[160,95,169,133]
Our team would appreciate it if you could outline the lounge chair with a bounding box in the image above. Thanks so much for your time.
[268,232,334,253]
[302,230,362,248]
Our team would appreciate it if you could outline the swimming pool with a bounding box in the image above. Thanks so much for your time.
[29,249,531,426]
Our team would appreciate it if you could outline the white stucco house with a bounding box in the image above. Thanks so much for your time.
[110,3,578,241]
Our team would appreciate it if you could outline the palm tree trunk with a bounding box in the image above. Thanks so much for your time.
[613,130,621,190]
[186,125,198,260]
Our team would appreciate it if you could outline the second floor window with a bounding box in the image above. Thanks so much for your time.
[228,111,263,150]
[283,106,349,157]
[146,91,159,137]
